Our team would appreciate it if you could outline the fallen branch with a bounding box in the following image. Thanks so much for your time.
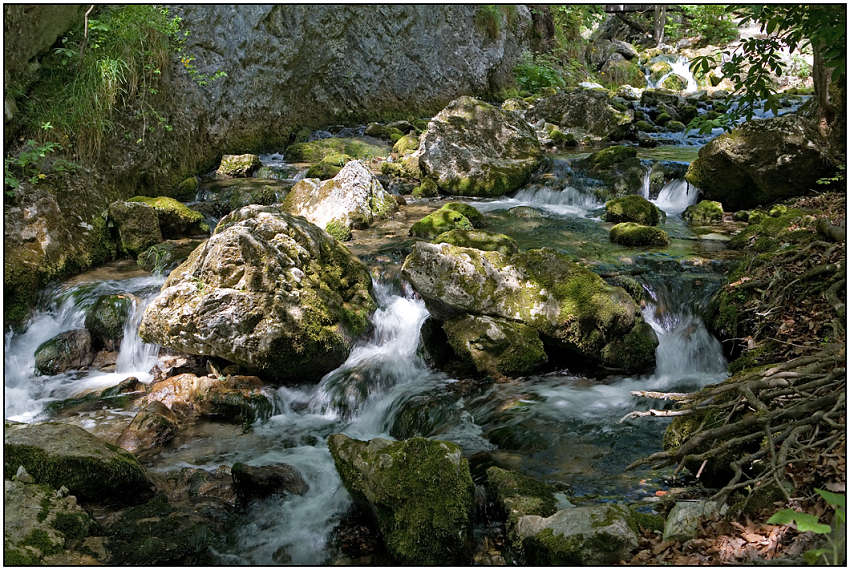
[618,408,692,423]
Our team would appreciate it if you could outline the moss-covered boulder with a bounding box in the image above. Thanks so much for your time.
[648,61,672,82]
[666,120,686,131]
[661,74,688,91]
[172,176,200,201]
[529,88,632,138]
[305,152,353,180]
[216,154,260,177]
[392,134,420,155]
[417,96,542,197]
[516,505,639,565]
[4,422,153,504]
[682,200,723,224]
[685,115,835,210]
[412,177,439,197]
[285,137,388,163]
[640,88,683,109]
[409,202,483,239]
[139,206,376,383]
[34,329,94,376]
[365,122,404,141]
[604,195,662,226]
[486,466,558,531]
[443,314,547,377]
[85,293,137,351]
[599,320,658,372]
[434,229,518,255]
[328,435,474,564]
[574,145,645,197]
[609,222,669,247]
[402,244,657,372]
[137,238,207,273]
[128,196,209,237]
[108,201,163,256]
[4,479,101,565]
[284,160,398,235]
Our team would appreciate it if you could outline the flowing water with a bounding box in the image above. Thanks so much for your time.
[4,146,736,564]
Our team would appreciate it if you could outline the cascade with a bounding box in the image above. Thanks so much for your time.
[653,178,699,215]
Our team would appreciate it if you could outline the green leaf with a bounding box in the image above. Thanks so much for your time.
[767,509,831,534]
[815,488,845,509]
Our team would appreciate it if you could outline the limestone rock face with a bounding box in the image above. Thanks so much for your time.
[139,206,376,383]
[34,329,94,375]
[516,505,639,565]
[402,243,657,372]
[284,160,398,233]
[417,96,542,196]
[686,115,834,209]
[529,88,631,138]
[4,421,153,504]
[328,434,474,564]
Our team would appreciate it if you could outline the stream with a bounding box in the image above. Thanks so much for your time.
[4,146,738,564]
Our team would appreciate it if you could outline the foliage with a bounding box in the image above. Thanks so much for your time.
[690,5,845,122]
[768,489,845,565]
[514,51,565,94]
[681,5,739,45]
[18,5,225,162]
[4,138,62,197]
[474,5,516,41]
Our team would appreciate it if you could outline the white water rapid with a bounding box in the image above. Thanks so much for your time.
[652,178,699,215]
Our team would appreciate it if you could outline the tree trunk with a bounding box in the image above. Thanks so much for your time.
[812,41,846,160]
[653,6,666,46]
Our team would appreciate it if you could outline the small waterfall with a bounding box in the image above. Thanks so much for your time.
[309,280,430,422]
[652,179,698,215]
[640,165,652,198]
[647,55,699,92]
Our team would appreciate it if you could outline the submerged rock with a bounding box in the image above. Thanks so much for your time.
[139,206,376,383]
[609,222,670,247]
[328,434,475,564]
[604,195,663,226]
[417,96,542,197]
[402,243,657,372]
[443,314,547,377]
[686,115,835,210]
[516,504,639,565]
[34,329,94,376]
[216,154,261,177]
[4,421,154,504]
[108,201,163,256]
[284,160,398,234]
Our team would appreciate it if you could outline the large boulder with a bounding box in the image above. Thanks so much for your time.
[417,96,542,196]
[529,88,632,138]
[486,466,558,532]
[609,222,670,247]
[516,505,639,565]
[4,422,154,504]
[686,115,835,210]
[328,434,475,564]
[108,201,163,256]
[127,196,209,237]
[434,229,519,255]
[283,160,398,235]
[443,314,547,377]
[573,145,645,198]
[682,200,723,224]
[34,329,94,375]
[604,195,662,226]
[409,202,483,239]
[402,243,657,372]
[139,206,376,383]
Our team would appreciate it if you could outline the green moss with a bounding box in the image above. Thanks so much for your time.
[629,508,664,533]
[286,137,388,162]
[21,528,62,558]
[409,202,483,239]
[443,315,546,376]
[667,120,686,131]
[51,512,93,541]
[683,200,723,224]
[128,196,208,234]
[306,152,352,179]
[586,145,638,169]
[325,220,352,242]
[173,176,200,201]
[609,222,669,247]
[412,178,438,198]
[604,195,661,225]
[549,128,577,147]
[434,228,518,255]
[392,134,419,155]
[5,546,41,565]
[600,320,657,372]
[661,74,687,91]
[635,120,655,132]
[486,466,557,526]
[654,112,672,126]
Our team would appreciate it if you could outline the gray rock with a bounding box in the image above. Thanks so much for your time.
[108,201,163,256]
[34,329,94,375]
[529,88,631,138]
[216,154,260,177]
[663,500,727,542]
[443,314,547,377]
[283,160,398,233]
[139,206,376,383]
[417,96,542,197]
[231,462,308,500]
[516,504,639,565]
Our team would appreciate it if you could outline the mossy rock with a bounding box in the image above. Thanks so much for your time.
[648,61,673,82]
[661,74,687,91]
[136,238,206,273]
[216,154,260,177]
[325,219,353,241]
[609,222,669,247]
[328,435,474,564]
[433,229,518,255]
[581,145,637,169]
[682,200,723,225]
[108,201,163,256]
[654,112,672,126]
[305,153,353,180]
[365,122,405,141]
[173,176,200,201]
[600,320,658,371]
[666,120,686,131]
[4,422,153,504]
[442,314,547,377]
[392,134,419,155]
[85,293,136,351]
[34,329,93,376]
[486,466,557,529]
[409,202,482,239]
[285,137,388,163]
[549,128,577,147]
[635,120,656,132]
[128,196,209,237]
[604,195,662,226]
[412,178,438,198]
[574,145,645,196]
